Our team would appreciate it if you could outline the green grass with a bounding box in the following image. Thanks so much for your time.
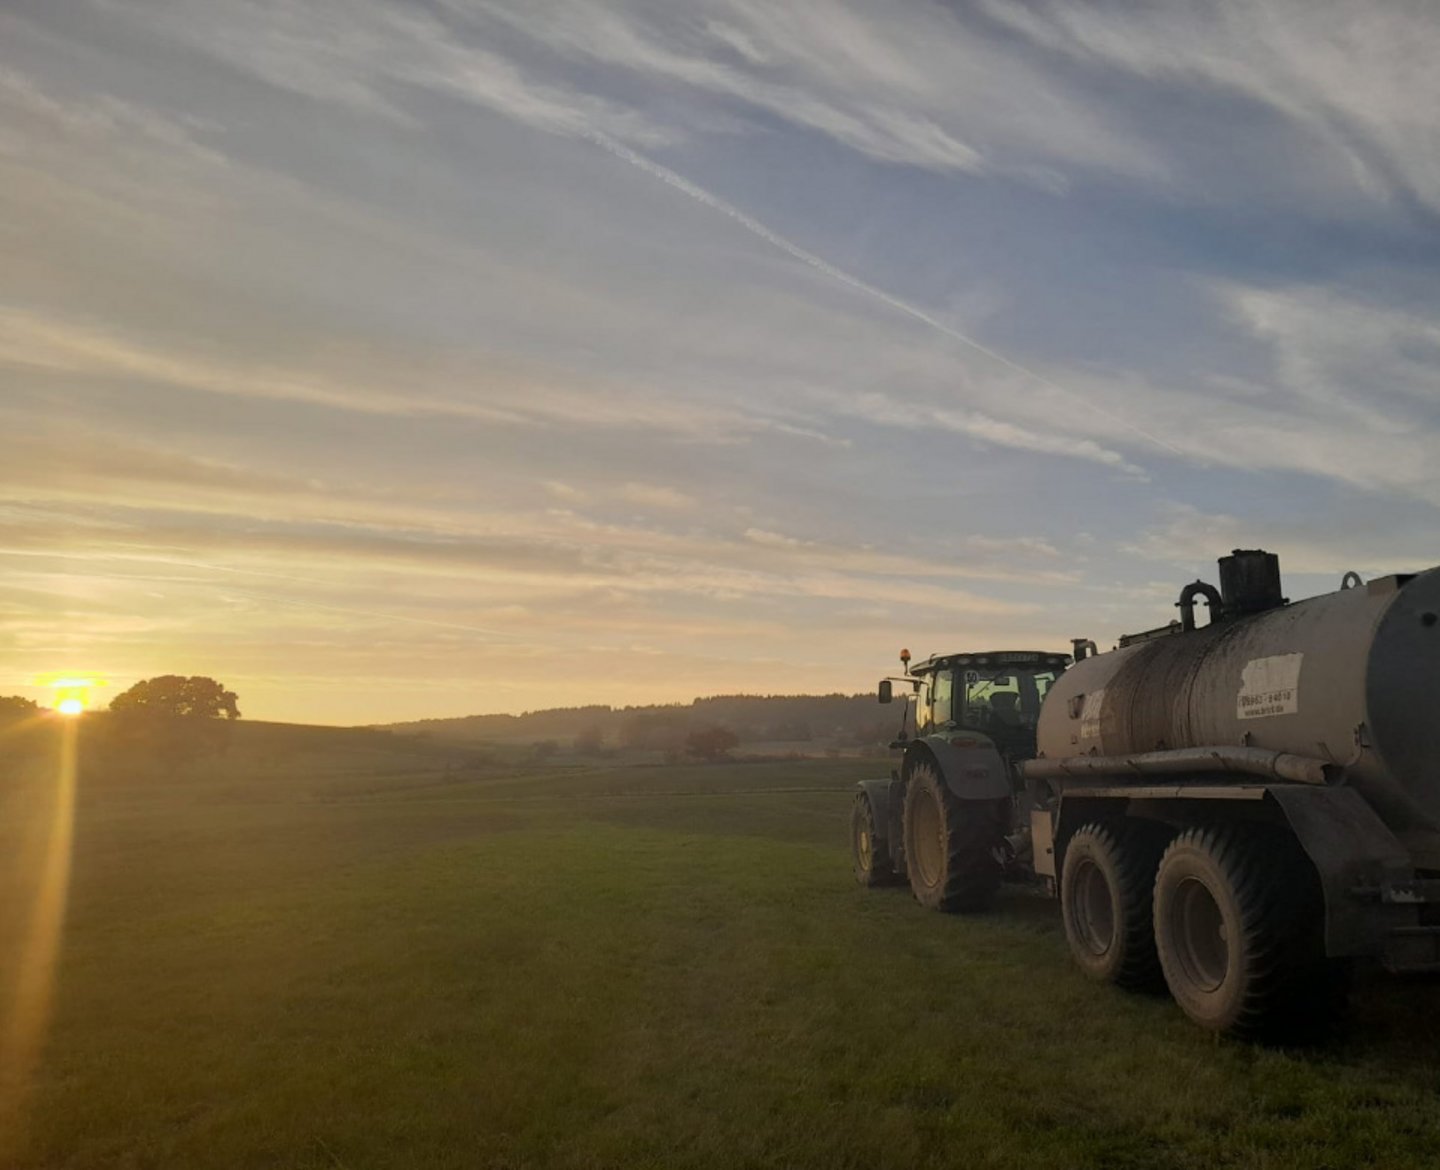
[4,732,1440,1168]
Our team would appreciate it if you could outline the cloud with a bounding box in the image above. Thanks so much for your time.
[110,0,672,146]
[964,535,1062,559]
[979,0,1440,212]
[1221,283,1440,422]
[616,483,697,511]
[88,0,1156,187]
[468,0,1158,181]
[0,308,810,445]
[0,65,224,166]
[0,430,322,500]
[805,386,1145,475]
[743,527,807,549]
[543,481,588,504]
[455,0,1440,216]
[1126,503,1440,580]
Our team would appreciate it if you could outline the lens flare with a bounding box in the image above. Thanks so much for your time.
[0,717,78,1154]
[35,676,103,717]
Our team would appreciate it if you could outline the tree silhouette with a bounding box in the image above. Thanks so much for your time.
[110,675,240,720]
[0,695,44,779]
[0,695,39,722]
[108,675,240,774]
[684,725,739,761]
[573,724,605,755]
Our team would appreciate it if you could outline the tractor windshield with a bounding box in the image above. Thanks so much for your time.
[953,666,1058,738]
[911,661,1063,759]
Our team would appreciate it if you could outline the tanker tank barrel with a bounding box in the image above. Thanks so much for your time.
[1039,553,1440,837]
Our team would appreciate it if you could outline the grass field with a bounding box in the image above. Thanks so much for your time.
[4,725,1440,1169]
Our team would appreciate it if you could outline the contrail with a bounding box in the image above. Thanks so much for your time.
[584,130,1186,459]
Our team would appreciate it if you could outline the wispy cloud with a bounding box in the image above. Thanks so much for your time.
[0,308,814,444]
[617,483,697,511]
[803,386,1145,476]
[979,0,1440,212]
[1127,503,1440,580]
[112,0,673,146]
[467,0,1158,181]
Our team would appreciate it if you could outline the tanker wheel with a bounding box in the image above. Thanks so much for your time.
[851,792,899,887]
[1153,824,1348,1039]
[901,761,1003,913]
[1060,820,1169,991]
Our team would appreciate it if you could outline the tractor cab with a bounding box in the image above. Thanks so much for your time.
[880,650,1069,762]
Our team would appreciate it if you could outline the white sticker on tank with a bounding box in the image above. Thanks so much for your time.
[1237,653,1304,720]
[1079,688,1105,739]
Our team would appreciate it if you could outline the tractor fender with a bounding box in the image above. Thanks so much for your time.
[905,735,1011,800]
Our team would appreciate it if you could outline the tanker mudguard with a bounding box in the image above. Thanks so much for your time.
[907,736,1012,800]
[1266,785,1416,957]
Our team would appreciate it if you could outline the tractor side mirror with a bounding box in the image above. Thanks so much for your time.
[878,680,893,705]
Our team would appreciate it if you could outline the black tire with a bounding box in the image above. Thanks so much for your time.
[901,761,1004,912]
[1153,824,1349,1040]
[851,792,898,887]
[1061,820,1169,990]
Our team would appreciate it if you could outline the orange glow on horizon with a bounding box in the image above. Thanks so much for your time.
[55,698,84,716]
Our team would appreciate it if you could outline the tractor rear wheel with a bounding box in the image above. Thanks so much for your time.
[1153,824,1348,1039]
[1061,820,1169,990]
[902,761,1003,912]
[851,791,898,887]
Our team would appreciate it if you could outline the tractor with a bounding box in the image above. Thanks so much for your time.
[851,647,1071,910]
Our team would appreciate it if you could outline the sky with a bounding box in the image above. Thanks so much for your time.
[3,0,1440,724]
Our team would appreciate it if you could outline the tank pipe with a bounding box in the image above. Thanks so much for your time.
[1021,746,1337,787]
[1177,580,1224,631]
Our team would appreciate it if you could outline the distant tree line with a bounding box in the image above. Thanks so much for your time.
[390,692,895,759]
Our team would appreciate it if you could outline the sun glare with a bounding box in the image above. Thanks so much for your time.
[36,675,104,717]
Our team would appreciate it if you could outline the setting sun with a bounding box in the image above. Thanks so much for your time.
[37,675,104,716]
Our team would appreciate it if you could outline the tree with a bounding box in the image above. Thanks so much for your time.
[108,675,240,774]
[0,695,44,779]
[110,675,240,720]
[573,724,605,755]
[0,695,39,722]
[684,725,739,762]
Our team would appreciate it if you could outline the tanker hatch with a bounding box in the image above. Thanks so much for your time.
[1218,548,1287,618]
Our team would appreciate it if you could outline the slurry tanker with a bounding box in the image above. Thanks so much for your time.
[852,549,1440,1037]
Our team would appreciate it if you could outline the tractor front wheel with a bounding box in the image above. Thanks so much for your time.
[851,791,898,887]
